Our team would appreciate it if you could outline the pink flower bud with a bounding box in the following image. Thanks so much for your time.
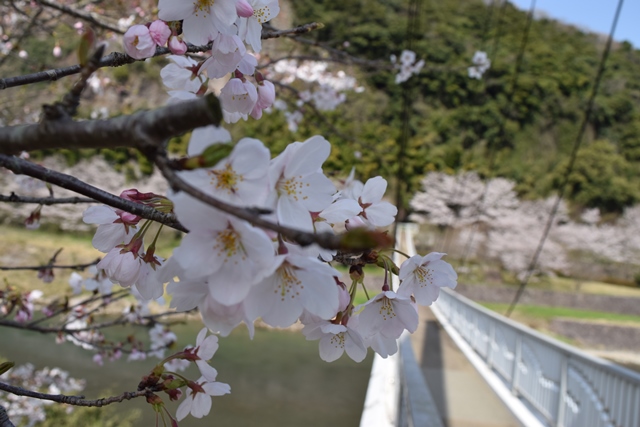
[257,80,275,110]
[120,189,155,201]
[345,215,367,230]
[337,284,350,312]
[149,20,171,46]
[168,36,187,55]
[236,0,254,18]
[52,45,62,57]
[38,267,55,283]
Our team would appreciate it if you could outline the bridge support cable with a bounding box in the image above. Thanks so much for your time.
[505,0,626,317]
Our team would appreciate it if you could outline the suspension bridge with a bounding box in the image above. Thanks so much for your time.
[359,223,640,427]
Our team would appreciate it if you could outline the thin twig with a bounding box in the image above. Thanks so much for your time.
[0,94,222,154]
[0,22,326,90]
[35,0,124,34]
[0,193,96,205]
[261,22,324,39]
[0,382,154,408]
[0,260,100,271]
[0,156,187,233]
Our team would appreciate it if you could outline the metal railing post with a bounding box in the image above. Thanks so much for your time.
[511,334,521,396]
[556,355,568,427]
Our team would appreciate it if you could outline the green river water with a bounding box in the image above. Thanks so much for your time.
[0,322,373,426]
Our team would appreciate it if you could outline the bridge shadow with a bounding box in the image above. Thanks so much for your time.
[420,317,450,427]
[414,306,523,427]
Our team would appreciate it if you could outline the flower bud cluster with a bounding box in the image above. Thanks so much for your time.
[123,0,280,124]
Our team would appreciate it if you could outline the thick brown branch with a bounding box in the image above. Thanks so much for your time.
[0,156,187,233]
[0,382,153,408]
[0,95,221,154]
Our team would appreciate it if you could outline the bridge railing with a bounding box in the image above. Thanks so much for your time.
[434,288,640,427]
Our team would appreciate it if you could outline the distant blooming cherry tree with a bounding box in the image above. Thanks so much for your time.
[0,1,469,425]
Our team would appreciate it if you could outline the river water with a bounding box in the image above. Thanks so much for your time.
[1,323,373,426]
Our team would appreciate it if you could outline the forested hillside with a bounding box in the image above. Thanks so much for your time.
[259,0,640,216]
[4,0,640,217]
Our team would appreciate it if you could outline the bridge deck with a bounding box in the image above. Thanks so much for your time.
[411,306,524,427]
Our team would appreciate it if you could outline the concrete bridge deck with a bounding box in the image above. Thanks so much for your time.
[410,306,523,427]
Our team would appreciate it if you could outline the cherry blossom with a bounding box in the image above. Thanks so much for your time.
[237,0,280,52]
[160,55,205,93]
[83,205,138,252]
[158,0,237,45]
[303,320,367,362]
[349,176,398,227]
[201,34,246,79]
[189,327,220,381]
[468,50,491,79]
[169,196,276,305]
[69,272,83,294]
[123,24,156,60]
[219,77,258,116]
[149,20,171,46]
[397,253,457,306]
[178,136,271,207]
[244,245,340,328]
[355,291,418,340]
[200,295,255,338]
[176,376,231,421]
[96,244,143,289]
[267,135,336,231]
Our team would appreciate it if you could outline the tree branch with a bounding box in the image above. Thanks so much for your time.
[0,22,326,90]
[0,94,221,154]
[0,259,100,271]
[0,193,96,205]
[35,0,124,34]
[261,22,324,39]
[0,404,15,427]
[0,382,154,408]
[0,156,187,233]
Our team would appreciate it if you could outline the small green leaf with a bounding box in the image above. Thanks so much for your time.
[0,361,15,376]
[78,27,96,66]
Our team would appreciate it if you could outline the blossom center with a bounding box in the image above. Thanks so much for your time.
[194,0,214,15]
[378,297,397,321]
[254,6,270,23]
[213,226,245,262]
[414,266,433,287]
[278,176,308,202]
[209,164,242,194]
[276,264,302,301]
[329,332,346,349]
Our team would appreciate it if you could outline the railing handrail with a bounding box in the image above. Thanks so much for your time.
[442,287,640,384]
